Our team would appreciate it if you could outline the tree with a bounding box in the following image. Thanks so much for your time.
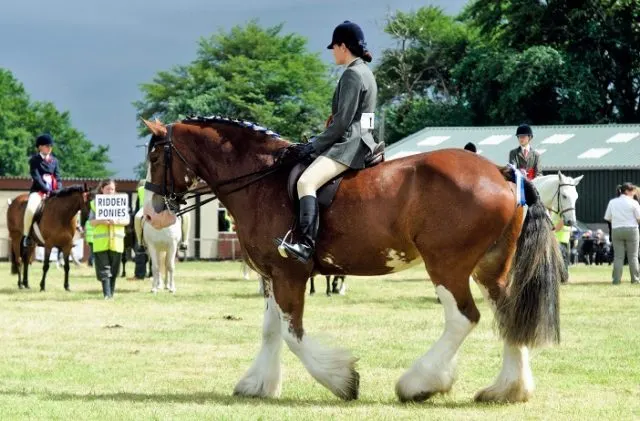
[376,7,474,103]
[0,68,112,178]
[375,7,476,144]
[378,1,640,144]
[461,0,640,123]
[134,21,334,141]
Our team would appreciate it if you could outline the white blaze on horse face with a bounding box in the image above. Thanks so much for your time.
[396,285,475,401]
[558,173,579,225]
[385,249,423,272]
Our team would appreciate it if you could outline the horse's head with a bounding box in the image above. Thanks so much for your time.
[79,183,93,226]
[555,171,583,226]
[142,117,287,229]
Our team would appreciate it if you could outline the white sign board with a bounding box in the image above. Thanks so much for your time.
[95,194,129,220]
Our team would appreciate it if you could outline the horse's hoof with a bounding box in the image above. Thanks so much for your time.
[340,369,360,401]
[24,285,30,289]
[18,284,24,290]
[40,288,45,292]
[65,288,71,292]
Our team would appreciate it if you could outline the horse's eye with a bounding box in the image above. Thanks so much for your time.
[562,194,568,199]
[149,154,159,163]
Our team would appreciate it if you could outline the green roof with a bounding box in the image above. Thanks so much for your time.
[385,124,640,170]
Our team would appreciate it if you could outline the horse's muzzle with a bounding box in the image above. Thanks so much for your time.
[144,197,177,229]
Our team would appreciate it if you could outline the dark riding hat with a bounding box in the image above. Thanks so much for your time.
[463,142,477,153]
[327,21,367,51]
[35,133,54,147]
[516,124,533,137]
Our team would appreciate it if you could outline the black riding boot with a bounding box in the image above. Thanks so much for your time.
[278,195,319,263]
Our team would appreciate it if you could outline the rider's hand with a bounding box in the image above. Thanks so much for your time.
[285,142,315,161]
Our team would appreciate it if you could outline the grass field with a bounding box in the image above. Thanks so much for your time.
[0,261,638,420]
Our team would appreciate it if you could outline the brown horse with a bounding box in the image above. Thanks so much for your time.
[7,185,91,291]
[142,117,565,403]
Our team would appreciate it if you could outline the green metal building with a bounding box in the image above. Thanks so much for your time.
[385,124,640,224]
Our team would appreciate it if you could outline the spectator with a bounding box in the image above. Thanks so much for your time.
[580,230,595,265]
[604,182,640,284]
[594,229,612,265]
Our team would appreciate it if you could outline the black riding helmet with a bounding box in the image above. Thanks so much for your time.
[326,21,371,62]
[516,124,533,137]
[36,133,54,147]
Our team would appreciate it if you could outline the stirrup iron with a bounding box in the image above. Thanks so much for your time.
[276,229,294,258]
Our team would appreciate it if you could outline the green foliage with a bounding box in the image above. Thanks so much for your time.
[376,7,474,103]
[134,21,334,141]
[0,68,112,178]
[379,1,640,143]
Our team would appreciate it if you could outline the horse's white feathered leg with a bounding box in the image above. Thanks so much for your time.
[234,279,283,398]
[395,285,476,402]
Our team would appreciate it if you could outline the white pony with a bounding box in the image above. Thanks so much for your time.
[136,211,189,294]
[532,171,584,226]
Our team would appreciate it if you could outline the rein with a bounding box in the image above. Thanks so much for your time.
[144,124,289,217]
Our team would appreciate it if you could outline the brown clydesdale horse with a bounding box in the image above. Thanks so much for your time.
[6,185,92,291]
[142,117,565,404]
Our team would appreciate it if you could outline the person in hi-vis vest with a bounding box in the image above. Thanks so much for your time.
[89,179,130,299]
[134,179,190,252]
[550,211,571,282]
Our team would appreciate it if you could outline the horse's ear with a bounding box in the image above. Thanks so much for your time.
[142,118,168,137]
[573,175,584,185]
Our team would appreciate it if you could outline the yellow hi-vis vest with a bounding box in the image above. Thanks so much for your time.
[84,218,94,243]
[90,200,126,253]
[551,212,571,245]
[137,185,145,209]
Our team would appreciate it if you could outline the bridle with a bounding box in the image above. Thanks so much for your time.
[144,124,288,217]
[548,174,575,217]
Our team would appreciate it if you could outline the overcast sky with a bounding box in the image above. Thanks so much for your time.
[0,0,466,178]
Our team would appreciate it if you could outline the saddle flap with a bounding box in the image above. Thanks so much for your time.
[287,162,344,209]
[33,200,46,224]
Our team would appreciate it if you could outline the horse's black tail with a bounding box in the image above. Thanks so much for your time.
[497,167,565,348]
[10,246,19,275]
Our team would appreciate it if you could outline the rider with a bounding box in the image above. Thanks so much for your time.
[277,20,378,263]
[22,133,63,251]
[508,124,542,180]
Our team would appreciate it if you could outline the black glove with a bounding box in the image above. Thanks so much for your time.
[284,142,316,161]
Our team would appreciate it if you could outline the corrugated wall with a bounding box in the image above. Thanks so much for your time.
[558,169,640,223]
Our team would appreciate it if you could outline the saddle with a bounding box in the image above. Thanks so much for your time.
[287,142,385,208]
[26,199,48,246]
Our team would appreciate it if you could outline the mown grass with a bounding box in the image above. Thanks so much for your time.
[0,261,638,420]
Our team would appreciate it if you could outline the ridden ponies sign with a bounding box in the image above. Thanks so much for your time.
[95,194,129,220]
